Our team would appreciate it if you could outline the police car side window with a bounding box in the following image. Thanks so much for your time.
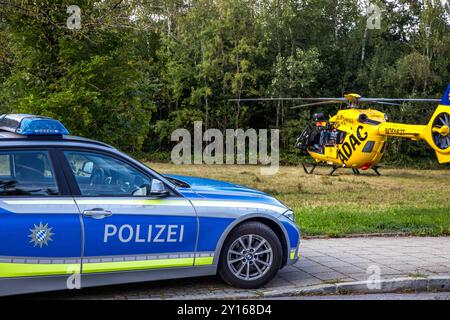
[0,150,59,196]
[64,151,153,197]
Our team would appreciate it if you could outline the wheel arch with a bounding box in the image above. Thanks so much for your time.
[212,213,290,270]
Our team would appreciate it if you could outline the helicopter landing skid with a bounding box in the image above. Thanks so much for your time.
[372,166,381,176]
[344,166,382,176]
[329,166,339,176]
[301,162,318,174]
[301,163,339,175]
[301,163,382,176]
[346,166,382,176]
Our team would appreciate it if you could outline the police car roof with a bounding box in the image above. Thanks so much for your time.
[0,114,114,149]
[0,130,114,149]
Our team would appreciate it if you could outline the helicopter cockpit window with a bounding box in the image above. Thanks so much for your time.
[321,129,346,146]
[326,130,339,145]
[338,131,346,144]
[296,121,347,154]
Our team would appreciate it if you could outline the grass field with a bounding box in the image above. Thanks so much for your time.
[148,163,450,237]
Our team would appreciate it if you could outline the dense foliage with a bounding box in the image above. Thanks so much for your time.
[0,0,449,163]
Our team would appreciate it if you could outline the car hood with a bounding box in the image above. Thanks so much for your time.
[164,174,288,209]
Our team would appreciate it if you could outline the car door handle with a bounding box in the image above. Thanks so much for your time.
[83,208,112,219]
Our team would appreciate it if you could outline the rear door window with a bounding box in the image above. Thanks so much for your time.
[0,150,59,196]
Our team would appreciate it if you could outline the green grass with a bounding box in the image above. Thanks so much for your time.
[147,162,450,237]
[296,206,450,237]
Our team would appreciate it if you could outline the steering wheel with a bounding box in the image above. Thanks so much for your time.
[118,178,133,193]
[89,167,106,189]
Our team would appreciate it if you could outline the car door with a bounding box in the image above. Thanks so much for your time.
[0,148,82,283]
[61,149,198,275]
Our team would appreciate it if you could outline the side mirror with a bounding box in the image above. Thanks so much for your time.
[150,179,170,197]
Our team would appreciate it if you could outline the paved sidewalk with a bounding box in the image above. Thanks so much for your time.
[34,236,450,299]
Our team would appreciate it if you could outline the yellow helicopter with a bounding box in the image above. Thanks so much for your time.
[232,83,450,175]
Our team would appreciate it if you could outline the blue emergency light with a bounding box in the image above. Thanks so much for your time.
[0,114,69,136]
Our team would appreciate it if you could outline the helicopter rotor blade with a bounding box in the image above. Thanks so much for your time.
[229,97,441,103]
[228,97,347,102]
[359,98,440,103]
[287,98,347,102]
[290,100,406,109]
[356,101,404,107]
[291,101,344,109]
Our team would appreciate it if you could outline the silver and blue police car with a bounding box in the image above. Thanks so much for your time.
[0,114,300,296]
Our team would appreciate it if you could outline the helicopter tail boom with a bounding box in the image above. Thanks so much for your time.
[378,84,450,164]
[378,123,426,140]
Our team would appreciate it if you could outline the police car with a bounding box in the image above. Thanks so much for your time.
[0,114,300,296]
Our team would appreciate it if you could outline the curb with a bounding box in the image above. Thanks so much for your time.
[168,276,450,300]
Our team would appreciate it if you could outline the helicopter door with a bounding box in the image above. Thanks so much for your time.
[324,146,338,159]
[336,131,347,144]
[324,130,347,159]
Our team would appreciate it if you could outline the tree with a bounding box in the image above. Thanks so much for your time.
[0,0,448,162]
[269,48,322,126]
[0,0,156,152]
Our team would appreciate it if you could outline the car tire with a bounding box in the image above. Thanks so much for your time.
[218,221,283,289]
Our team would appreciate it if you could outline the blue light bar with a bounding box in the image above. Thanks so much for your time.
[0,114,69,136]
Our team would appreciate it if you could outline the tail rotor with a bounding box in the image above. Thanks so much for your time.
[432,112,450,150]
[423,83,450,163]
